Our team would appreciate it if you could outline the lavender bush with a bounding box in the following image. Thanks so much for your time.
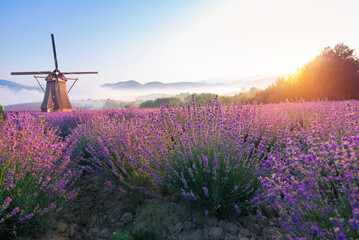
[0,113,79,239]
[67,109,168,198]
[163,100,262,217]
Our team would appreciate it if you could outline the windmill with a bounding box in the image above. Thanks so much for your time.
[11,34,98,112]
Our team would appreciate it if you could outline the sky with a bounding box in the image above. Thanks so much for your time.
[1,0,359,89]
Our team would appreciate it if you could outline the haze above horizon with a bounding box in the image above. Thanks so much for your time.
[1,0,359,87]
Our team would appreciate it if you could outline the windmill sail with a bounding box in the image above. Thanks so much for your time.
[51,34,59,69]
[61,72,98,74]
[11,71,52,75]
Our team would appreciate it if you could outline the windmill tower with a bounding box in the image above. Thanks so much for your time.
[11,34,98,112]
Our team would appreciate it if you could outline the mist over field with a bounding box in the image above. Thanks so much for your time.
[1,75,279,106]
[0,87,43,105]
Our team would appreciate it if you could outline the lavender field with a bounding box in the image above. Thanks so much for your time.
[1,99,359,240]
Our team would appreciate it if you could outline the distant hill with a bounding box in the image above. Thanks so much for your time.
[101,80,210,90]
[102,80,142,89]
[0,79,41,92]
[100,75,279,95]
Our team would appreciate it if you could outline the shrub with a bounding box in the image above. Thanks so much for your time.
[139,97,184,109]
[0,105,4,122]
[166,147,260,218]
[0,113,79,239]
[164,100,263,217]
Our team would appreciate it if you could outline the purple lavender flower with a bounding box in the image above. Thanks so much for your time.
[202,187,209,197]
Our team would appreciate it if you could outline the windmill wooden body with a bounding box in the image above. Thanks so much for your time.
[11,34,98,112]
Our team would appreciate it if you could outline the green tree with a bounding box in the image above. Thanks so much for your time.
[254,43,359,103]
[184,93,217,105]
[103,99,128,109]
[139,97,184,109]
[296,43,359,100]
[139,100,155,109]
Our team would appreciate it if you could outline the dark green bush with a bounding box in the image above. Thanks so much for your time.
[166,146,261,218]
[0,105,4,121]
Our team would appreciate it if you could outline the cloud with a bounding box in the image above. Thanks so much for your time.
[0,87,43,105]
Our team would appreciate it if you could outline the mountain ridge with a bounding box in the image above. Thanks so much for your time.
[101,80,212,89]
[0,79,41,92]
[100,75,279,93]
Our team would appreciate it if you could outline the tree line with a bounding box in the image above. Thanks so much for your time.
[139,93,219,108]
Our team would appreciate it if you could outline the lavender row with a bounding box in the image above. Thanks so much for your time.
[2,99,358,239]
[0,113,81,238]
[63,100,358,239]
